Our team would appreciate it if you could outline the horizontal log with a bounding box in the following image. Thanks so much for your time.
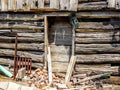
[78,22,120,29]
[0,21,44,27]
[0,26,44,30]
[0,13,44,20]
[76,54,120,64]
[0,58,43,68]
[0,43,44,51]
[76,29,119,33]
[0,17,44,21]
[76,11,120,18]
[78,1,107,10]
[0,49,44,63]
[75,32,120,43]
[75,44,120,54]
[75,64,118,75]
[0,32,44,37]
[0,36,44,43]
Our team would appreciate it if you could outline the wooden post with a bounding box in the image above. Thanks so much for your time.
[44,16,49,68]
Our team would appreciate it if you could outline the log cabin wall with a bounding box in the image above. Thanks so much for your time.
[0,0,119,74]
[0,13,45,69]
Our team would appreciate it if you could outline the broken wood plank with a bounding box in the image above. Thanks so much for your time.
[65,56,76,84]
[38,0,44,8]
[50,0,59,9]
[47,47,52,84]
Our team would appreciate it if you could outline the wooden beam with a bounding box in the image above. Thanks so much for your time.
[76,54,120,64]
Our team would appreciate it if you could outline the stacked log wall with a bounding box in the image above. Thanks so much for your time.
[0,13,45,69]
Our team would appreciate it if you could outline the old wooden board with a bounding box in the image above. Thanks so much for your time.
[65,56,76,84]
[50,0,59,9]
[76,54,120,64]
[8,0,16,10]
[70,0,78,11]
[30,0,37,9]
[1,0,8,11]
[38,0,44,8]
[23,0,30,11]
[60,0,69,10]
[107,0,115,8]
[16,0,23,10]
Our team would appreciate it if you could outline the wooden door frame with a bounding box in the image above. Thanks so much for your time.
[44,15,75,67]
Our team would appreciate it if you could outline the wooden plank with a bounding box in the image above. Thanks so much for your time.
[65,56,76,84]
[69,0,78,11]
[16,0,23,10]
[107,0,115,8]
[76,11,120,18]
[47,47,52,85]
[76,54,120,64]
[23,0,30,11]
[8,0,16,10]
[1,0,8,11]
[0,49,44,63]
[60,0,69,10]
[78,1,107,11]
[30,0,37,9]
[115,0,120,9]
[50,0,59,9]
[38,0,44,8]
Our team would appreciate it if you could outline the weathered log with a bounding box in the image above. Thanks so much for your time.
[0,43,44,51]
[75,44,120,54]
[0,26,44,30]
[0,36,44,43]
[76,11,120,18]
[0,58,43,68]
[78,1,107,10]
[0,49,44,63]
[76,54,120,64]
[75,32,120,43]
[76,29,119,33]
[78,22,120,29]
[75,64,119,75]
